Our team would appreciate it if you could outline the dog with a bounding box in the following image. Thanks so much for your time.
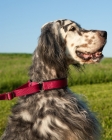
[1,19,107,140]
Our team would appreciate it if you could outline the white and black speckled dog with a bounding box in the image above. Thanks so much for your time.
[1,19,107,140]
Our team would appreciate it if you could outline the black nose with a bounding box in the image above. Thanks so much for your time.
[99,31,107,38]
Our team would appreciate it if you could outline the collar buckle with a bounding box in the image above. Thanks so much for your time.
[38,83,43,91]
[6,92,15,100]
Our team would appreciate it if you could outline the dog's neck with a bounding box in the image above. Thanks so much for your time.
[29,57,68,82]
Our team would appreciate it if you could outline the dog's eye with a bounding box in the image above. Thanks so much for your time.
[69,26,76,31]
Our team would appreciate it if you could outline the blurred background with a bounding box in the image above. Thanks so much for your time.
[0,1,112,139]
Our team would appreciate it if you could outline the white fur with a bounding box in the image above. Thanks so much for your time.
[20,110,32,122]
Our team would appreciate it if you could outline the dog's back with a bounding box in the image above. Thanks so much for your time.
[1,88,100,140]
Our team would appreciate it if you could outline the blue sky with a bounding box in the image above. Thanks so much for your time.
[0,0,112,57]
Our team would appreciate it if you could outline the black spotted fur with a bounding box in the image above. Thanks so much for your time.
[1,19,101,140]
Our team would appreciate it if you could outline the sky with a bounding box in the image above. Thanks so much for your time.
[0,0,112,57]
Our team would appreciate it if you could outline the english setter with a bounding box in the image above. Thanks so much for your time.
[1,19,107,140]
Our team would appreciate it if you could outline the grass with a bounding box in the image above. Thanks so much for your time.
[0,53,112,92]
[0,53,112,139]
[0,53,32,92]
[68,58,112,86]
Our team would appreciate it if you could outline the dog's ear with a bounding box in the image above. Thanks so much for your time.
[37,22,67,75]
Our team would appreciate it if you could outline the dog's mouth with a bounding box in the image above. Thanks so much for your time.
[76,46,104,62]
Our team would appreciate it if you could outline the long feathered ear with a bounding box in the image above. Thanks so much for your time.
[37,22,68,76]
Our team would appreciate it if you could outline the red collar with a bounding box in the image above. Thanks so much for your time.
[0,78,67,100]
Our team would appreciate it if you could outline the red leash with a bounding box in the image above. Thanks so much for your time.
[0,78,67,100]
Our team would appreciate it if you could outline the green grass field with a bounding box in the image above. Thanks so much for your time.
[0,53,112,139]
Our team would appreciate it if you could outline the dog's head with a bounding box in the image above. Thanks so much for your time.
[37,19,107,68]
[59,19,107,64]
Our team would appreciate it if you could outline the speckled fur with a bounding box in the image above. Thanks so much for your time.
[1,19,105,140]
